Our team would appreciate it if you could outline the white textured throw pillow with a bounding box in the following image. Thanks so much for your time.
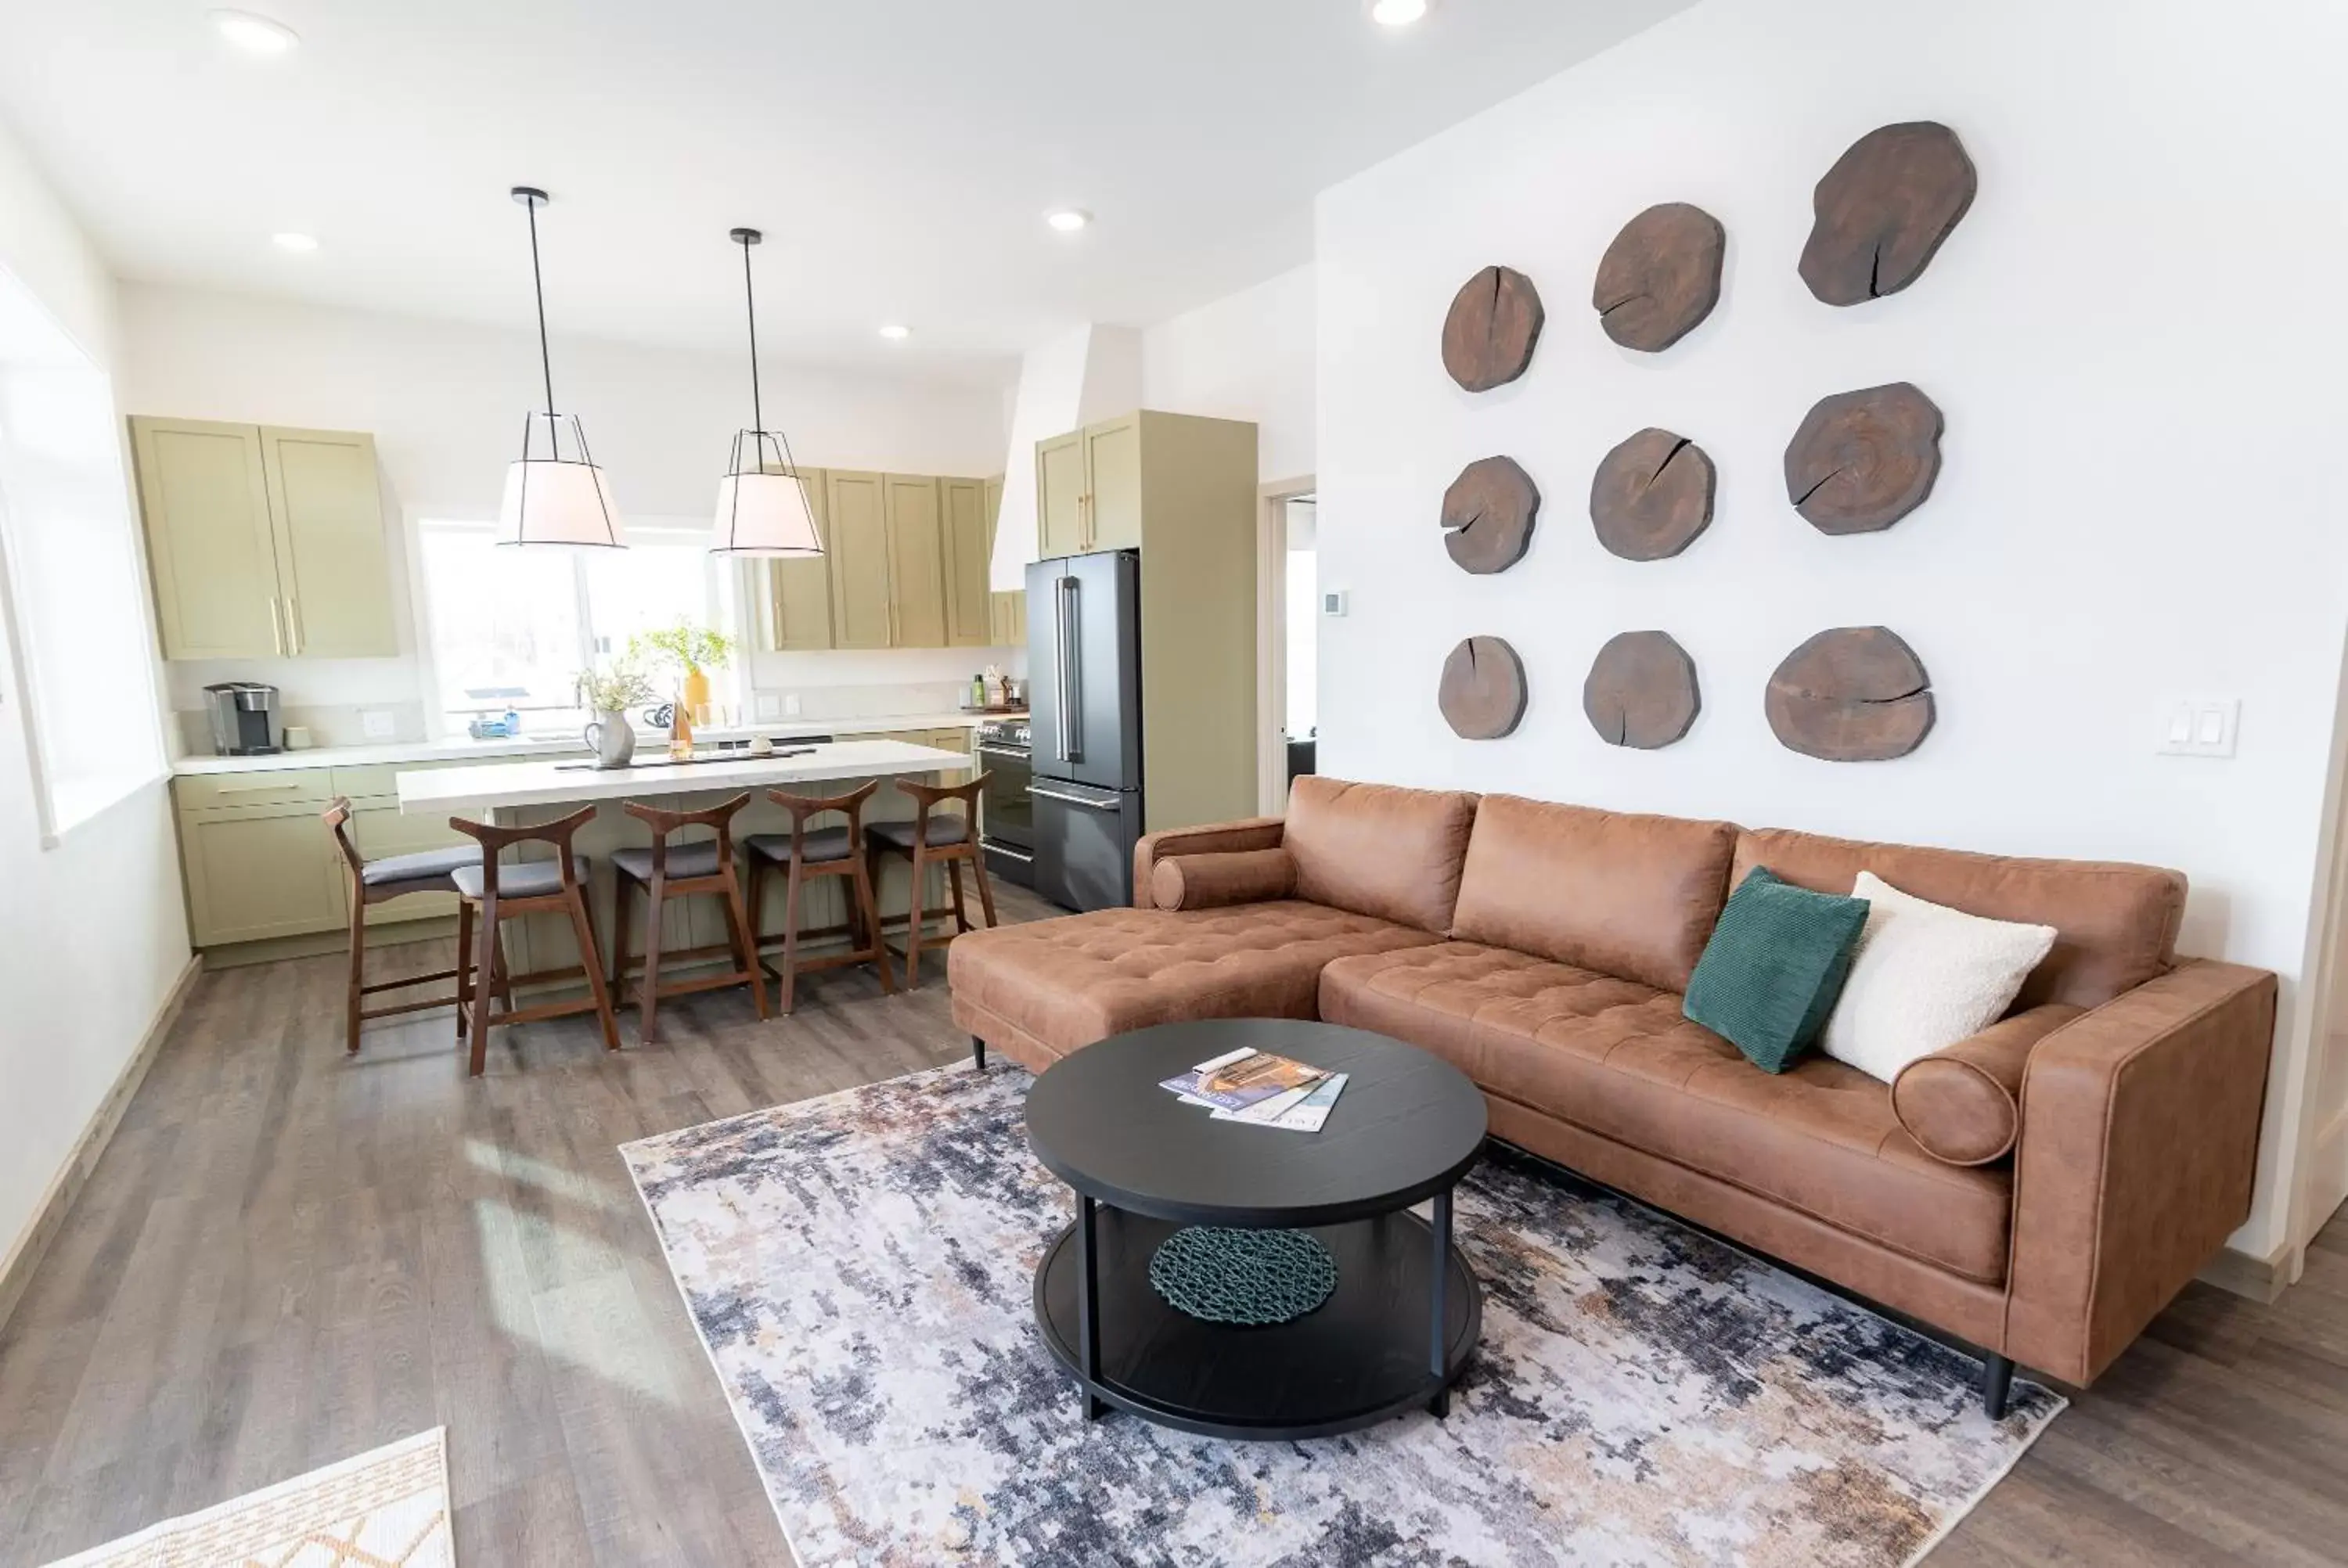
[1820,872,2058,1083]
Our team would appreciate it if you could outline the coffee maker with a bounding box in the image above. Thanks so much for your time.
[204,682,283,755]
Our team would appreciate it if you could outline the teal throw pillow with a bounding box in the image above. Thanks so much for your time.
[1684,866,1871,1074]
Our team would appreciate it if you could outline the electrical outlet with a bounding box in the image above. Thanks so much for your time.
[360,708,395,741]
[2155,698,2238,758]
[783,693,802,717]
[754,692,783,721]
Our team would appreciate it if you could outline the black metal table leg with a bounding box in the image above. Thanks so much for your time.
[1428,1188,1451,1417]
[1075,1195,1105,1419]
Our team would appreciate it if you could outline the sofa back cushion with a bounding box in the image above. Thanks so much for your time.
[1451,794,1738,991]
[1284,776,1478,933]
[1733,829,2184,1011]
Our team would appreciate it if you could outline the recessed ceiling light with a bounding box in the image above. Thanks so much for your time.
[211,9,300,55]
[877,323,911,341]
[272,232,319,253]
[1370,0,1430,25]
[1044,208,1093,234]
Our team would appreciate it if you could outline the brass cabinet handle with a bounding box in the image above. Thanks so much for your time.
[268,597,284,656]
[287,595,304,655]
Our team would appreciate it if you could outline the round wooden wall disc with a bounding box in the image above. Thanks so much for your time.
[1442,455,1540,574]
[1439,636,1528,740]
[1442,265,1544,392]
[1592,202,1725,352]
[1799,120,1976,306]
[1783,382,1943,534]
[1583,631,1700,749]
[1589,428,1715,561]
[1766,627,1934,761]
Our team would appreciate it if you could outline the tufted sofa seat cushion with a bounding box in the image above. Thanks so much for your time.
[948,901,1446,1063]
[1319,941,2013,1285]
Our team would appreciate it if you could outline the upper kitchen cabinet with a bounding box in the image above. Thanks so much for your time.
[761,467,835,650]
[940,477,991,647]
[883,474,949,649]
[1031,411,1243,560]
[825,469,895,649]
[131,416,397,660]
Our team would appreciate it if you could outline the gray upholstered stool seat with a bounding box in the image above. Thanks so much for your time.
[358,843,482,896]
[450,855,589,901]
[744,826,856,866]
[864,815,971,854]
[610,840,727,882]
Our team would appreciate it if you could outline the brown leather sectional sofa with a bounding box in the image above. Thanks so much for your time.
[949,776,2277,1412]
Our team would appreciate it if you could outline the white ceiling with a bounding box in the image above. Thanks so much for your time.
[0,0,1689,382]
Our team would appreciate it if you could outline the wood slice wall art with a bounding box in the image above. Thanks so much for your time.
[1766,627,1934,761]
[1784,382,1943,534]
[1592,203,1726,352]
[1442,455,1540,574]
[1799,121,1976,306]
[1439,635,1529,739]
[1442,265,1545,392]
[1589,428,1715,561]
[1583,631,1700,749]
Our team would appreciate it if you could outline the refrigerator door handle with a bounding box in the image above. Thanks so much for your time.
[1061,574,1083,762]
[1028,782,1122,811]
[1052,575,1075,764]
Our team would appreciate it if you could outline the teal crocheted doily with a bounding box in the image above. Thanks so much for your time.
[1147,1226,1338,1326]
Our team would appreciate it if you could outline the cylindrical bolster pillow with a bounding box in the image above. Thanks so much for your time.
[1151,848,1298,912]
[1892,1003,2084,1165]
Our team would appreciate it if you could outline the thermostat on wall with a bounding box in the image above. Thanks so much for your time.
[1321,589,1349,617]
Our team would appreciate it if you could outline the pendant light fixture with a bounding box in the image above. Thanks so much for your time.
[710,227,823,557]
[497,186,625,548]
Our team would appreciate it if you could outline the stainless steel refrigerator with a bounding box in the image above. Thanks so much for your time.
[1026,549,1144,912]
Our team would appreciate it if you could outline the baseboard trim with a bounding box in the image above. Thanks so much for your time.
[0,951,202,1336]
[2198,1238,2298,1305]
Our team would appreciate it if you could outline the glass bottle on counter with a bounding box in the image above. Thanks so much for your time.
[668,697,694,761]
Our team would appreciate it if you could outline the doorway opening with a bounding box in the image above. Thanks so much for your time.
[1255,478,1316,815]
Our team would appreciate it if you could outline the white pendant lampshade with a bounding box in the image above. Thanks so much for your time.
[711,227,825,559]
[499,412,625,548]
[500,188,625,548]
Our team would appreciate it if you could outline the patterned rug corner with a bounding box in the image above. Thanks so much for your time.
[622,1065,2061,1566]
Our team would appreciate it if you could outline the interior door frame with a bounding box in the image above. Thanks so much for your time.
[1256,474,1315,815]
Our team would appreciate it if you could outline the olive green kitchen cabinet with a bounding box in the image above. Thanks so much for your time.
[824,470,896,649]
[940,477,992,647]
[1030,414,1151,556]
[131,417,396,660]
[1036,430,1087,557]
[762,466,836,650]
[882,474,949,648]
[175,771,346,947]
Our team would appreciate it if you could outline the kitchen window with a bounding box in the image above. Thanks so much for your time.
[412,516,743,734]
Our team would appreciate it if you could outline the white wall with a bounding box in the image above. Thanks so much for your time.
[1314,0,2348,1262]
[119,283,1014,725]
[1143,264,1315,483]
[0,118,192,1292]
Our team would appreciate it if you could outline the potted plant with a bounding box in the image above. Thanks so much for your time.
[575,659,656,769]
[630,620,736,721]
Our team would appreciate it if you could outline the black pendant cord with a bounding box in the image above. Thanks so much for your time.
[526,198,556,421]
[740,232,762,437]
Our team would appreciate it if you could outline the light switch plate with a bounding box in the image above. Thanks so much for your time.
[754,692,783,721]
[2156,697,2239,758]
[360,708,395,741]
[783,693,802,717]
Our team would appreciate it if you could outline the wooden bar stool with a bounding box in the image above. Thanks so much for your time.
[448,805,621,1076]
[744,782,895,1013]
[865,775,998,987]
[607,793,768,1043]
[322,797,482,1056]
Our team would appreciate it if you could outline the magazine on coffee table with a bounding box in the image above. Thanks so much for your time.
[1207,1071,1349,1132]
[1158,1046,1327,1113]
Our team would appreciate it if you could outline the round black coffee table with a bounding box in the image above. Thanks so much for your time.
[1025,1019,1487,1440]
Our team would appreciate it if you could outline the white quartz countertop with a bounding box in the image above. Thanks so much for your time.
[394,738,970,815]
[171,710,1018,777]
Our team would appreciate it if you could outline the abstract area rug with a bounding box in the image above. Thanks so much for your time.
[622,1066,2061,1566]
[45,1427,452,1568]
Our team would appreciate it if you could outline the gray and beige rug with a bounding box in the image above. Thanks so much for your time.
[623,1066,2059,1566]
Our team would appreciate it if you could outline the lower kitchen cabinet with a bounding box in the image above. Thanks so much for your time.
[180,799,348,946]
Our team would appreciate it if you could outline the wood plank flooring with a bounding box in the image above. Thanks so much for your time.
[1,879,2343,1566]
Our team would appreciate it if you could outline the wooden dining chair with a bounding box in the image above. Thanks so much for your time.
[864,774,998,987]
[607,793,768,1043]
[322,797,481,1055]
[447,805,620,1076]
[744,781,895,1013]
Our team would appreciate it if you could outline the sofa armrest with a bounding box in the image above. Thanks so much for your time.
[2005,958,2276,1384]
[1131,817,1286,909]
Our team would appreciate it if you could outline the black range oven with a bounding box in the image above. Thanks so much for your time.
[975,718,1036,889]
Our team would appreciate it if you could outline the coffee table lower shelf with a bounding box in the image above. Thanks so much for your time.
[1032,1205,1482,1441]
